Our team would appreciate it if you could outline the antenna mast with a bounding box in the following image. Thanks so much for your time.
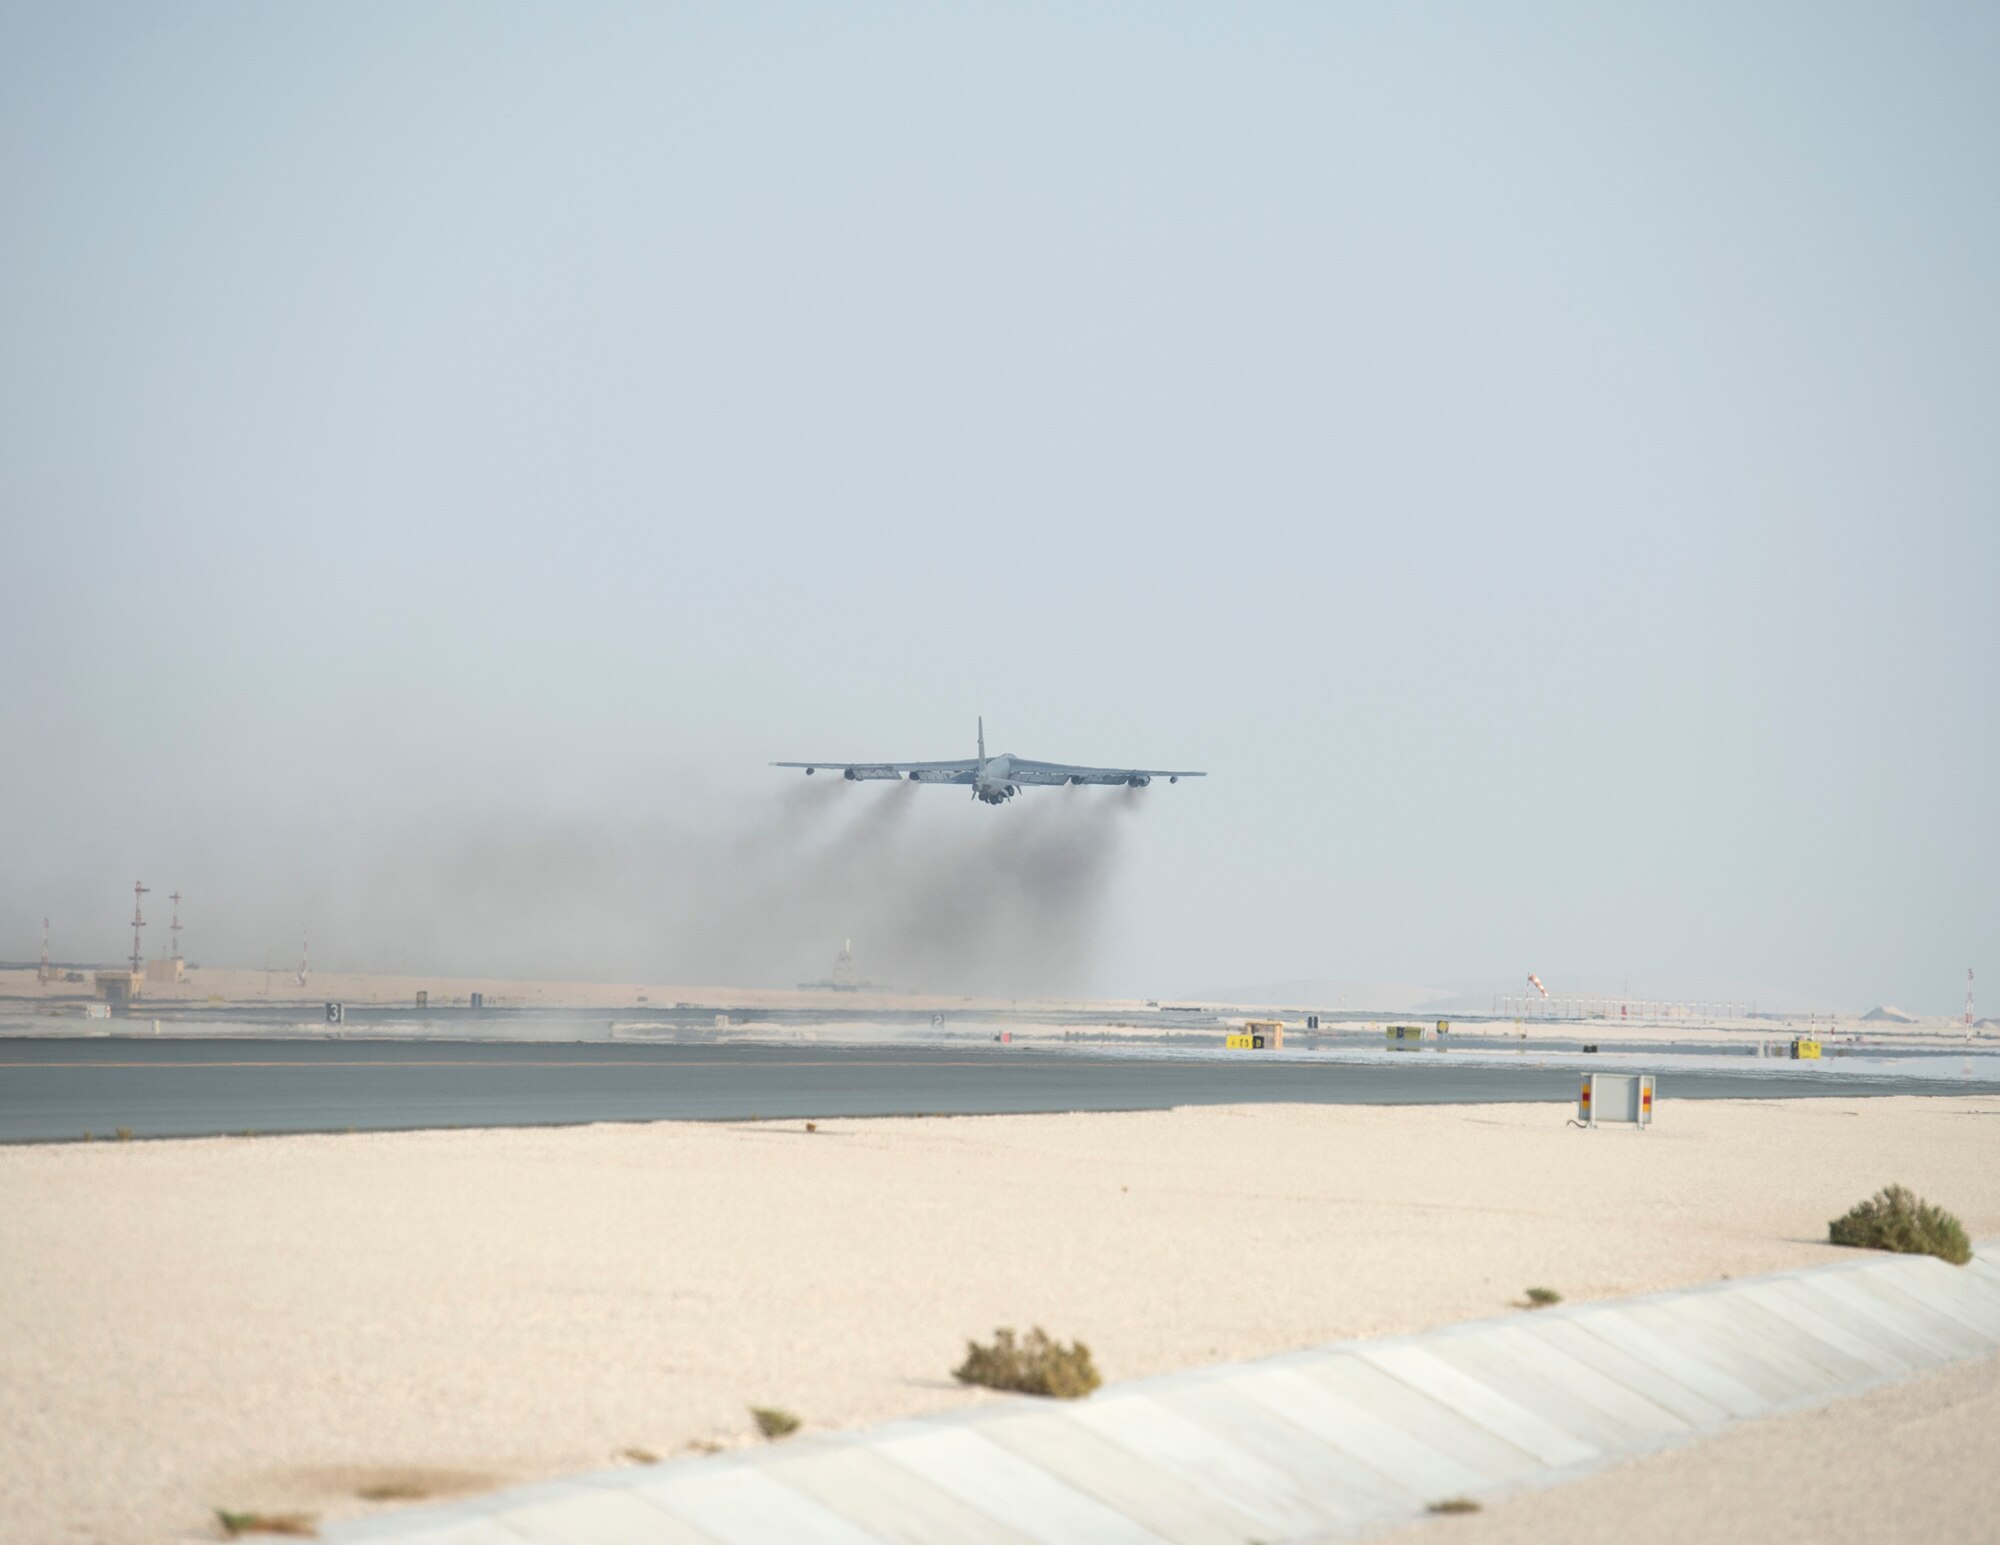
[169,892,183,964]
[129,881,149,974]
[38,918,51,985]
[1969,969,1976,1036]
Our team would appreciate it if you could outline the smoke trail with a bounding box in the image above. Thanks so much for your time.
[305,780,1143,996]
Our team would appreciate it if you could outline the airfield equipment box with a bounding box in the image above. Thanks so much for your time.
[1578,1072,1655,1129]
[93,971,140,1005]
[1227,1019,1285,1050]
[1386,1024,1426,1047]
[1791,1037,1822,1060]
[325,1002,343,1024]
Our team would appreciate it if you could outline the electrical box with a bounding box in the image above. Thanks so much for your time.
[1227,1020,1285,1050]
[1578,1072,1655,1128]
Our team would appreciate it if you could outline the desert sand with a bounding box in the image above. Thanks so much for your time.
[3,1096,1997,1543]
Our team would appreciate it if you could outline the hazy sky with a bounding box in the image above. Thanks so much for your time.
[3,5,1993,1010]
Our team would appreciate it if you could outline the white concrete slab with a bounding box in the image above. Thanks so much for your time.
[341,1520,533,1545]
[1620,1298,1832,1404]
[1458,1323,1692,1443]
[1719,1291,1893,1386]
[1824,1269,1992,1358]
[762,1445,1037,1545]
[1677,1290,1868,1390]
[1151,1378,1418,1524]
[1357,1343,1601,1468]
[1061,1392,1334,1539]
[872,1425,1167,1545]
[978,1406,1269,1545]
[1557,1309,1769,1419]
[632,1465,885,1545]
[1220,1363,1492,1502]
[1509,1315,1733,1430]
[1294,1353,1556,1485]
[494,1484,722,1545]
[1857,1257,2000,1340]
[1411,1332,1639,1452]
[1753,1277,1934,1376]
[1804,1271,1971,1363]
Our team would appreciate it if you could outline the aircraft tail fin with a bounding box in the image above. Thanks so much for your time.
[977,716,985,763]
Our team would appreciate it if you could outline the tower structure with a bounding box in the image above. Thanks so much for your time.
[1969,969,1976,1033]
[38,918,51,984]
[129,881,149,974]
[169,892,184,964]
[296,927,310,988]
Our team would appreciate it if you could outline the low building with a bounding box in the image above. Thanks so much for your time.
[1226,1019,1285,1050]
[93,971,141,1004]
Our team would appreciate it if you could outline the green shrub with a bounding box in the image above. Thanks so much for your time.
[215,1507,317,1537]
[750,1406,800,1440]
[1427,1496,1482,1515]
[1828,1185,1971,1265]
[1524,1287,1562,1308]
[954,1327,1101,1399]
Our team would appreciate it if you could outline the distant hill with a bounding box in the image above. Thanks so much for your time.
[1861,1005,1920,1023]
[1183,979,1452,1014]
[1187,975,1843,1018]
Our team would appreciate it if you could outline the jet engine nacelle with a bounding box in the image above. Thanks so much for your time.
[1127,775,1152,788]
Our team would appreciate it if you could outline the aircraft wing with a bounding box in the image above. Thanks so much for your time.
[770,759,977,783]
[1005,759,1207,785]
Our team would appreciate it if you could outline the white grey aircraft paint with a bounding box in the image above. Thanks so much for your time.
[774,719,1206,805]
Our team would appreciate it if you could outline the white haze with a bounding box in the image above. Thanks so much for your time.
[1,7,1994,1012]
[181,784,1143,998]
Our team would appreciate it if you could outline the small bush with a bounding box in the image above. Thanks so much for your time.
[116,1127,133,1141]
[355,1481,429,1503]
[954,1327,1101,1399]
[1828,1185,1971,1265]
[1524,1287,1562,1308]
[750,1406,800,1440]
[215,1508,317,1537]
[1427,1496,1482,1515]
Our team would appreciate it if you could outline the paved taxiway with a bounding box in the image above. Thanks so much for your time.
[4,1037,1995,1142]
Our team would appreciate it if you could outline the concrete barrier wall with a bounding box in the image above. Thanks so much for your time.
[330,1244,2000,1544]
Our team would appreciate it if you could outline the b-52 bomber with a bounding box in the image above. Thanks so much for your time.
[774,719,1206,806]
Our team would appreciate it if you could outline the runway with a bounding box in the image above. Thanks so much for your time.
[4,1037,1994,1143]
